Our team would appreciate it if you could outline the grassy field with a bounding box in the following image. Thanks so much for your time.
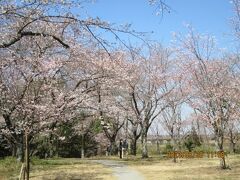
[124,154,240,180]
[0,157,115,180]
[1,154,240,180]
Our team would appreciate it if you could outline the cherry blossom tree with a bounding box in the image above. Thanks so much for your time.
[175,28,240,169]
[111,44,174,158]
[106,49,143,156]
[0,47,66,161]
[0,0,144,164]
[161,99,182,162]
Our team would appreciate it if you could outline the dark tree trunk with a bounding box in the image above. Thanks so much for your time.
[141,127,148,158]
[213,118,228,169]
[110,139,118,155]
[130,127,141,156]
[25,130,30,180]
[11,144,17,157]
[130,138,137,156]
[172,148,177,163]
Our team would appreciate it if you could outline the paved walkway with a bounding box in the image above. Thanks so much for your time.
[92,160,145,180]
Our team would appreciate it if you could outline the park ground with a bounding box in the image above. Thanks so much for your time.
[1,154,240,180]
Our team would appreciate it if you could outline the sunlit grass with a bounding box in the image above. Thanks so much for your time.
[1,154,240,180]
[0,157,115,180]
[127,154,240,180]
[0,157,21,179]
[30,160,115,180]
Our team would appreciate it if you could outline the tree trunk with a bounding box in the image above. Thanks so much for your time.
[130,138,137,156]
[230,141,236,153]
[81,134,85,158]
[49,148,54,158]
[12,144,17,157]
[16,141,24,162]
[130,128,139,156]
[220,151,227,169]
[55,139,59,157]
[49,133,55,158]
[216,135,227,169]
[110,140,118,155]
[141,127,148,158]
[25,130,29,180]
[229,130,236,153]
[172,137,177,163]
[213,117,228,169]
[156,140,160,155]
[172,148,177,163]
[204,126,210,149]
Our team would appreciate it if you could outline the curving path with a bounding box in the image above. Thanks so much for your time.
[92,160,145,180]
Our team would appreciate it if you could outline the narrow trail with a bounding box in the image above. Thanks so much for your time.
[92,160,145,180]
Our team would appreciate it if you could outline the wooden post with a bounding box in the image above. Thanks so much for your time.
[25,129,29,180]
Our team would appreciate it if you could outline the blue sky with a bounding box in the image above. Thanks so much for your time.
[83,0,235,49]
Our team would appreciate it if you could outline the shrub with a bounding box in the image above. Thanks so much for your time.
[162,143,173,154]
[184,129,201,152]
[193,145,215,153]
